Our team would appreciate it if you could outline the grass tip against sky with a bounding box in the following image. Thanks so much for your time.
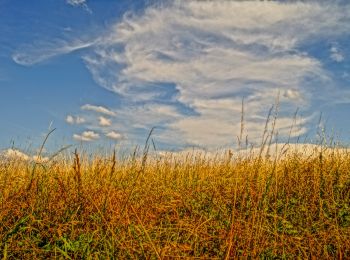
[1,0,350,152]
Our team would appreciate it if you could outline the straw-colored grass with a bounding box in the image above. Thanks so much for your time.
[0,146,349,259]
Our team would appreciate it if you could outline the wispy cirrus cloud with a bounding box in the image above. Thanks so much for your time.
[12,39,95,66]
[81,1,350,148]
[73,130,100,141]
[12,1,350,149]
[66,0,91,13]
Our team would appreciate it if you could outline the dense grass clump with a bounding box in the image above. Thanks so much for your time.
[0,147,349,259]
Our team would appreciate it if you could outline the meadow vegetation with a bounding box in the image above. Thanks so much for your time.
[0,141,349,259]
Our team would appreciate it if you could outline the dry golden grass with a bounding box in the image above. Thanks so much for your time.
[0,146,349,259]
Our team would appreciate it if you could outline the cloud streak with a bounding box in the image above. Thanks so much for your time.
[81,104,116,116]
[12,39,95,66]
[66,0,86,6]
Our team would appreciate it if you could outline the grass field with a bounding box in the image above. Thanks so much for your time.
[0,143,349,259]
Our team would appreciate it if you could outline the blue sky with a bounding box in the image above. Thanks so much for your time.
[1,0,350,153]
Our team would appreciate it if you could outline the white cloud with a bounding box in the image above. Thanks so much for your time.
[66,115,75,124]
[81,1,350,148]
[1,149,30,161]
[12,39,95,66]
[94,103,182,145]
[66,115,86,124]
[331,53,344,63]
[0,149,49,163]
[330,45,345,62]
[32,155,49,163]
[66,0,91,13]
[98,116,112,127]
[106,131,123,140]
[11,1,350,149]
[158,143,350,161]
[66,0,86,6]
[283,89,302,101]
[73,130,100,141]
[81,104,116,116]
[0,148,49,163]
[76,116,86,124]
